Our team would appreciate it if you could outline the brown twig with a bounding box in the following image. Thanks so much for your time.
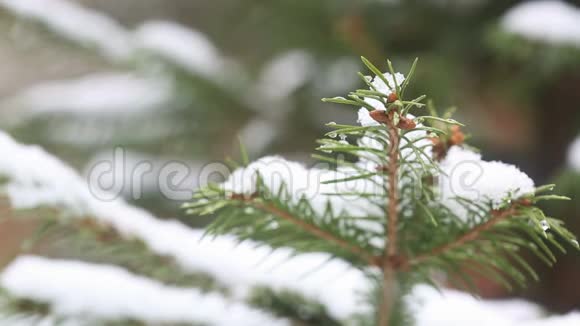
[385,116,400,261]
[378,112,401,326]
[406,206,518,266]
[244,199,381,267]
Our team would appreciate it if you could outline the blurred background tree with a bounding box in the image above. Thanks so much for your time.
[0,0,579,315]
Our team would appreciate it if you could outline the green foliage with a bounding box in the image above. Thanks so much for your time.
[551,170,580,212]
[0,175,9,186]
[0,288,50,317]
[185,180,382,267]
[486,26,580,80]
[248,286,340,326]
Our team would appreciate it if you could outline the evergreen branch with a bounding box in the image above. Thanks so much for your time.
[244,199,381,267]
[407,206,518,267]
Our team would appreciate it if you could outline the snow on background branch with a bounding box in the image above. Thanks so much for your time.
[2,256,288,326]
[501,1,580,47]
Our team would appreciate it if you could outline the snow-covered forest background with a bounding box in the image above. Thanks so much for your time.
[0,0,580,325]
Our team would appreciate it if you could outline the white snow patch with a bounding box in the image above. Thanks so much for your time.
[0,132,93,212]
[566,135,580,171]
[408,285,536,326]
[0,73,173,120]
[255,50,315,101]
[0,0,132,60]
[501,1,580,47]
[221,155,384,219]
[439,146,535,218]
[316,57,360,93]
[1,256,287,326]
[357,107,381,127]
[134,21,222,78]
[407,284,580,326]
[238,118,278,156]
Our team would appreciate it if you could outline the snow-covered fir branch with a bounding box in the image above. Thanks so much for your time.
[187,57,578,325]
